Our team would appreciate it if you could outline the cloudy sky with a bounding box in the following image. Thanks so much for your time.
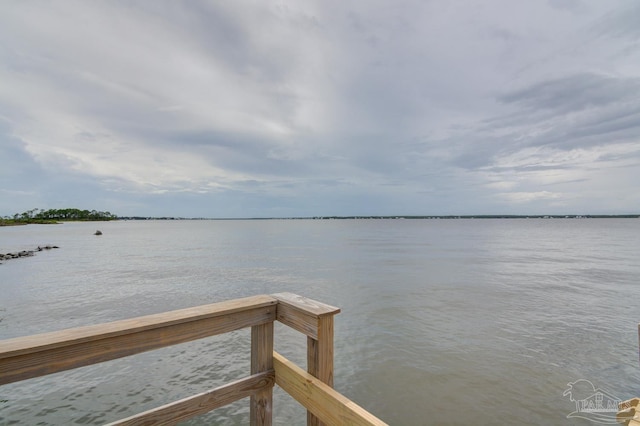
[1,1,639,218]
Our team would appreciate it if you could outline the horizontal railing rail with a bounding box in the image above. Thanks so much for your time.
[274,352,386,426]
[0,293,387,426]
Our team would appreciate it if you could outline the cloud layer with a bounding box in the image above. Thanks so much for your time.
[1,1,639,217]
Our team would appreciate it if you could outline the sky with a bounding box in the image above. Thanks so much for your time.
[1,1,639,218]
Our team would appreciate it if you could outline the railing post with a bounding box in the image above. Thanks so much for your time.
[251,322,274,426]
[307,315,334,426]
[271,293,340,426]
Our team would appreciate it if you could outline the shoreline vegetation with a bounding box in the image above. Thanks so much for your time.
[0,208,117,226]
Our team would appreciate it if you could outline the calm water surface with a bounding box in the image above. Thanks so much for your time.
[1,219,639,425]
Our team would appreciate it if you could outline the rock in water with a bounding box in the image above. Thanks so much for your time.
[94,230,102,235]
[0,245,57,264]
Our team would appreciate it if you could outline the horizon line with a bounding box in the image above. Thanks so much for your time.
[116,214,640,220]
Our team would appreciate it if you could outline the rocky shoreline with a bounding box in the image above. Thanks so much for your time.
[0,245,59,264]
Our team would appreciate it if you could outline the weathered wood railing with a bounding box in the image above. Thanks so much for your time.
[0,293,387,425]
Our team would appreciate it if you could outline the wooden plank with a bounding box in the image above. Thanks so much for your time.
[250,323,274,426]
[276,301,320,339]
[107,370,275,426]
[308,316,334,386]
[1,295,276,359]
[619,398,640,426]
[0,296,277,385]
[272,293,340,317]
[307,316,334,426]
[273,352,388,426]
[308,336,321,426]
[272,293,340,340]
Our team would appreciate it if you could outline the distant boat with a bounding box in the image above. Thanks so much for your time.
[94,230,102,235]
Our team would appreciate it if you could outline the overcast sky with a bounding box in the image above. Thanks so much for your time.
[1,1,639,218]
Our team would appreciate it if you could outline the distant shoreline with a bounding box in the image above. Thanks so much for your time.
[118,214,640,221]
[3,215,638,225]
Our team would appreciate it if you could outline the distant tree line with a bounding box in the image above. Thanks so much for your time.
[1,208,117,225]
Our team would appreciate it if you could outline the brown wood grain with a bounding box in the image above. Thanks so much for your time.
[107,370,275,426]
[307,316,335,426]
[251,323,274,426]
[274,351,387,426]
[272,292,339,341]
[0,294,386,426]
[0,295,277,385]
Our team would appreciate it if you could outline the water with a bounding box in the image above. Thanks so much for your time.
[1,219,639,425]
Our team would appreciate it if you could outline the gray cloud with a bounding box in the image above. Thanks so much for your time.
[591,2,640,40]
[498,73,640,114]
[0,1,638,217]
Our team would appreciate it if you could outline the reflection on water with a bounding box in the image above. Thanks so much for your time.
[1,219,640,424]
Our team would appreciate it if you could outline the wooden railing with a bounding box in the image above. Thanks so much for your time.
[0,293,387,426]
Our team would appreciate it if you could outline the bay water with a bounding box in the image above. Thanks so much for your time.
[1,219,639,425]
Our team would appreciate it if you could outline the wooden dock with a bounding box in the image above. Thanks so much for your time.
[0,293,387,425]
